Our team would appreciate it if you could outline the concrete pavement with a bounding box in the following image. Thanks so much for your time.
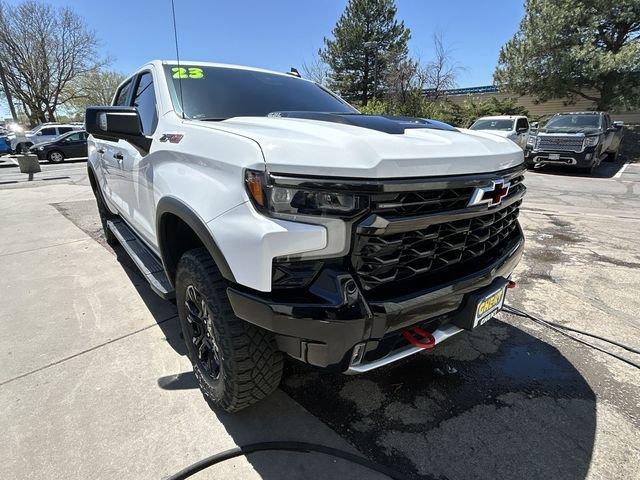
[1,155,639,479]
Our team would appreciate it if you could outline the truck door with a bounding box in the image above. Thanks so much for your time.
[116,70,159,247]
[600,114,614,154]
[99,77,134,211]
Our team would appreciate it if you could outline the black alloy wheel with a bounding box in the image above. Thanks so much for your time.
[184,284,221,380]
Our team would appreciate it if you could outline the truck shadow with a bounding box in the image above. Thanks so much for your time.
[530,155,627,179]
[160,318,597,480]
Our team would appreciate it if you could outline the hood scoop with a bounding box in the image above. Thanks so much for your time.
[267,111,458,135]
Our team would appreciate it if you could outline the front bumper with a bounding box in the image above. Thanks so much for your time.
[227,234,524,373]
[525,146,598,168]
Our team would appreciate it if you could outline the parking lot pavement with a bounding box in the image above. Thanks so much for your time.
[1,157,639,479]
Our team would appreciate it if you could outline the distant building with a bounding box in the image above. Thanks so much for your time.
[425,85,640,124]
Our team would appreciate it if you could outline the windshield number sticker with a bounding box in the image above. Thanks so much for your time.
[171,67,204,79]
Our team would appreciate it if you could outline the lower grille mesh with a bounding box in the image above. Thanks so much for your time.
[352,201,522,291]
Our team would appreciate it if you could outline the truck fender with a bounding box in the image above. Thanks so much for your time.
[156,196,236,285]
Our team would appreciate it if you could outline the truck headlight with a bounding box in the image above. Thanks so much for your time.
[526,135,536,146]
[583,136,599,148]
[38,146,45,151]
[245,169,368,218]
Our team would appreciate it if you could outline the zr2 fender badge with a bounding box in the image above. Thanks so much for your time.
[159,133,184,144]
[468,179,510,207]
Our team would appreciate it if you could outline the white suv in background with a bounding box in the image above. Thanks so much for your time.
[469,115,530,149]
[8,123,83,153]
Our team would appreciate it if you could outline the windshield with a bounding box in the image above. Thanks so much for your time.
[544,114,601,131]
[163,65,358,120]
[470,119,514,131]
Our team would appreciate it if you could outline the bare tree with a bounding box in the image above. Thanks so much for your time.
[0,1,106,125]
[66,69,125,113]
[301,54,331,86]
[423,32,462,99]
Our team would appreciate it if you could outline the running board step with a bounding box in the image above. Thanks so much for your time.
[107,219,175,300]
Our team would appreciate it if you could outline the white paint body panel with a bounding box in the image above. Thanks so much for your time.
[89,60,525,292]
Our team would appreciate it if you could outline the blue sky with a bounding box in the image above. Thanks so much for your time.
[1,0,524,117]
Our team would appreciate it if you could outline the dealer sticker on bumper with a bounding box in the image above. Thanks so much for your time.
[474,286,507,327]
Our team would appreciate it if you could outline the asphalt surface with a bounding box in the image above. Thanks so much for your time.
[1,152,639,479]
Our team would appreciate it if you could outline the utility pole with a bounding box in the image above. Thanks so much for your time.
[0,61,17,121]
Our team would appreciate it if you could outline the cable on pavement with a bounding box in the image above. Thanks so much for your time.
[501,304,640,370]
[166,441,409,480]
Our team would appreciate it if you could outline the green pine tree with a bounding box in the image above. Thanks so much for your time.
[494,0,640,111]
[320,0,410,105]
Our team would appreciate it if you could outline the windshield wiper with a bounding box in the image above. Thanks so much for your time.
[195,117,229,122]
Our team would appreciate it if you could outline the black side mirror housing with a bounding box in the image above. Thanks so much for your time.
[85,106,152,153]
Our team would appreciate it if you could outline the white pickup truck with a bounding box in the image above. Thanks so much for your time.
[469,115,530,149]
[86,60,526,412]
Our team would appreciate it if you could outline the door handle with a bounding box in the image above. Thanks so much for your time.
[97,148,105,154]
[113,152,124,161]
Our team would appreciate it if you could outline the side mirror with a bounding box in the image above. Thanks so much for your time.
[613,121,624,129]
[85,106,151,153]
[36,131,42,136]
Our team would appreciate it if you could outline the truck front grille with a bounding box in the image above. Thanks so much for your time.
[536,135,584,152]
[352,202,521,292]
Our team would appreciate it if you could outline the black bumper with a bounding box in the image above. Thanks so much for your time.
[227,235,524,372]
[525,146,598,168]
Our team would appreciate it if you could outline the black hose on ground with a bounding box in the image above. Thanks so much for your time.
[502,304,640,369]
[165,441,409,480]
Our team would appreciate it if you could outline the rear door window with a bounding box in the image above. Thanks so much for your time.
[113,79,133,106]
[58,127,73,134]
[39,127,57,136]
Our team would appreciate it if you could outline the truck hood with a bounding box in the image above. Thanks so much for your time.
[191,115,524,178]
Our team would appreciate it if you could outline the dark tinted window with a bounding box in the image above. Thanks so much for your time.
[545,114,601,129]
[516,118,528,130]
[58,127,73,134]
[164,65,357,119]
[114,79,133,106]
[39,127,57,135]
[133,72,158,135]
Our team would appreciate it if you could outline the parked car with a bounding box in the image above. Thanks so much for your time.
[525,112,624,174]
[86,60,526,412]
[28,130,88,162]
[0,133,12,155]
[469,115,530,149]
[8,123,83,153]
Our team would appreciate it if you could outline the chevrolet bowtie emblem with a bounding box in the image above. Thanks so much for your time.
[468,179,511,207]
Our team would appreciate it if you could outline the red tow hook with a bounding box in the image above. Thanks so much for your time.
[402,326,436,349]
[507,280,517,289]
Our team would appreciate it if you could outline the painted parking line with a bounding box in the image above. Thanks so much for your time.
[613,158,634,179]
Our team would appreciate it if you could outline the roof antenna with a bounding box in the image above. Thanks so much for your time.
[171,0,185,119]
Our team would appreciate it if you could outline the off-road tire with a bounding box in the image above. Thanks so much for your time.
[176,248,283,412]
